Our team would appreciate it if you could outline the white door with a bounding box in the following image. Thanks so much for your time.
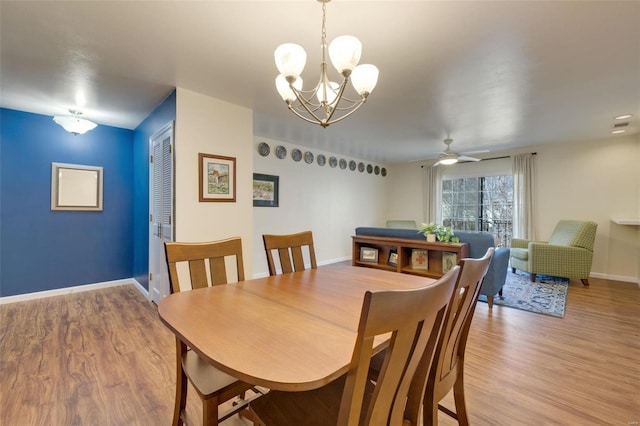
[148,121,174,304]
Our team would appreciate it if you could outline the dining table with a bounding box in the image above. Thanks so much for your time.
[157,264,436,392]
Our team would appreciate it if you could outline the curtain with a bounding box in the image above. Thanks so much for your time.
[512,153,536,239]
[422,165,441,224]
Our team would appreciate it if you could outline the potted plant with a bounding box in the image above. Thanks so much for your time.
[419,222,438,242]
[435,225,459,243]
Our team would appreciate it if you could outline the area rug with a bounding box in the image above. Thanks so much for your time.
[478,270,569,317]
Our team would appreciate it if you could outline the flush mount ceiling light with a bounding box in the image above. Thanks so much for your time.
[53,110,97,135]
[274,0,379,128]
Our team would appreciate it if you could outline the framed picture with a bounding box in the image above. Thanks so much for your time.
[387,249,398,266]
[360,247,379,263]
[411,249,429,270]
[51,162,103,211]
[199,153,236,202]
[253,173,279,207]
[442,252,458,273]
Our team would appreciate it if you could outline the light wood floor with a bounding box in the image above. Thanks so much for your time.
[1,271,639,425]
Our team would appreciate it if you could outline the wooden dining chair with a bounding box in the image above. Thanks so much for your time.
[164,238,258,426]
[415,247,494,426]
[248,266,461,426]
[262,230,317,276]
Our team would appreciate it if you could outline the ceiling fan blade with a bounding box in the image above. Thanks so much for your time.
[461,149,490,155]
[458,155,481,162]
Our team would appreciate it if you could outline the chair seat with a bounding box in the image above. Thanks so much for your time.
[250,376,374,426]
[510,247,528,261]
[183,350,247,397]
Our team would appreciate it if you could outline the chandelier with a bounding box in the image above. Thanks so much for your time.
[274,0,379,128]
[53,110,97,135]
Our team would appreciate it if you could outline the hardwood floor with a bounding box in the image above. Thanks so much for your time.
[1,272,638,425]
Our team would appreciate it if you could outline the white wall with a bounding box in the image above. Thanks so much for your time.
[174,88,255,276]
[252,138,389,276]
[385,135,640,282]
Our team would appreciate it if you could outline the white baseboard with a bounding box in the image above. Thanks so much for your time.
[0,278,149,305]
[590,272,639,285]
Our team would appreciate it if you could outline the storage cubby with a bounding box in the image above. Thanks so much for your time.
[352,235,469,279]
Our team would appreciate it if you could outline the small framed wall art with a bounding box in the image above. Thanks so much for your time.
[253,173,279,207]
[199,153,236,202]
[51,162,103,211]
[360,247,379,263]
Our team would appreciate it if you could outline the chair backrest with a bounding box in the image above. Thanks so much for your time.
[408,248,494,416]
[548,220,598,251]
[262,231,317,276]
[337,266,460,425]
[164,237,245,293]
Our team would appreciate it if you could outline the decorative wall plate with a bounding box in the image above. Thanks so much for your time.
[304,151,314,164]
[358,162,365,172]
[329,156,338,168]
[381,168,387,177]
[317,154,326,166]
[349,160,357,171]
[374,166,380,175]
[258,142,270,156]
[275,145,287,159]
[366,164,373,174]
[292,148,302,162]
[339,159,347,169]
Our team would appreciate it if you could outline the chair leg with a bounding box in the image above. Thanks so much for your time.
[486,295,494,309]
[173,339,188,426]
[202,396,220,426]
[530,273,536,282]
[423,387,440,426]
[581,278,590,286]
[498,288,503,297]
[452,368,470,426]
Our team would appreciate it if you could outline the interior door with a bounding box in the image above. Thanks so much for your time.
[148,121,174,304]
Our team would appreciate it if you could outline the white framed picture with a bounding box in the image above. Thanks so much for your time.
[51,162,103,211]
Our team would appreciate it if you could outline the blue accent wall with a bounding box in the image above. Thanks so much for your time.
[0,108,134,297]
[132,90,176,290]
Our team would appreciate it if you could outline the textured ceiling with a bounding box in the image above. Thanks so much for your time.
[1,1,638,163]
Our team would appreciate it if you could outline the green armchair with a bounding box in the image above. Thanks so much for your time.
[510,220,597,286]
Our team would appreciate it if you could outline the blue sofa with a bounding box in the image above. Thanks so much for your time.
[355,227,510,308]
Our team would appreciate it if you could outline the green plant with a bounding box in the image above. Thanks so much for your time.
[419,222,438,237]
[435,225,457,243]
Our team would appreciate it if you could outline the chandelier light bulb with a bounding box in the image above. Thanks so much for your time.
[274,43,307,79]
[351,64,379,96]
[276,75,303,102]
[316,81,340,105]
[328,35,362,75]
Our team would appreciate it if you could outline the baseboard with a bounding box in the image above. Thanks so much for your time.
[0,278,148,305]
[590,272,639,285]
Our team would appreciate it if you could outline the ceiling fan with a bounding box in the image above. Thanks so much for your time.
[432,138,488,166]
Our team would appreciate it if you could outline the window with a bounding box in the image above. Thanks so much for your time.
[441,175,513,247]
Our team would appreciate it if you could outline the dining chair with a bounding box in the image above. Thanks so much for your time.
[262,230,317,275]
[247,265,461,426]
[164,238,258,426]
[416,247,494,425]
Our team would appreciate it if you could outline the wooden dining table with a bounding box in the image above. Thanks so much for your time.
[157,264,436,392]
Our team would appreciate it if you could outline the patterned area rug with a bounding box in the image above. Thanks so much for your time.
[478,270,569,317]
